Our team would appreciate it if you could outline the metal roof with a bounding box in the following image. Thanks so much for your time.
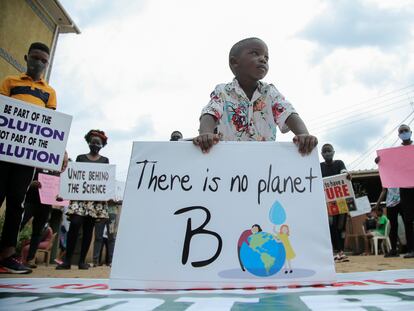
[35,0,81,34]
[349,169,379,178]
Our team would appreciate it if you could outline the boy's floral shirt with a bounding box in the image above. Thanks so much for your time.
[201,79,296,141]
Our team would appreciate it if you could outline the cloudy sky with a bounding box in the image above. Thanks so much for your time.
[52,0,414,181]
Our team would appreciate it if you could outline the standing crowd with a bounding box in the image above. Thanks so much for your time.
[0,38,413,274]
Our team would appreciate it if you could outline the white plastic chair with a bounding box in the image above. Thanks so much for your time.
[371,220,391,256]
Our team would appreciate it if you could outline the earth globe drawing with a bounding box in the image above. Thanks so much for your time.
[239,231,286,277]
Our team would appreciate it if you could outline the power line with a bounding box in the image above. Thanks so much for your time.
[309,95,413,131]
[311,101,412,135]
[307,87,414,126]
[349,112,414,169]
[352,101,414,168]
[348,111,414,169]
[307,84,414,123]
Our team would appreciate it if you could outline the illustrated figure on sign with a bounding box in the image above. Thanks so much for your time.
[237,224,262,271]
[238,222,285,276]
[274,224,295,273]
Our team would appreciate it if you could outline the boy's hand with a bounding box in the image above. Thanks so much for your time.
[193,133,220,153]
[293,134,318,155]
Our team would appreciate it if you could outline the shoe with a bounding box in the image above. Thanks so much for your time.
[0,254,32,274]
[54,259,63,265]
[334,254,348,262]
[26,259,37,269]
[56,263,71,270]
[403,251,414,259]
[78,262,90,270]
[384,251,399,258]
[336,255,350,263]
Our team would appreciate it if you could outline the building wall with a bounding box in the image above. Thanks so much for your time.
[0,0,55,80]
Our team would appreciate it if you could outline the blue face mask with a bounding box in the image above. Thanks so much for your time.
[399,131,412,141]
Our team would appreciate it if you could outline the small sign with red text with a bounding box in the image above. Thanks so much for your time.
[323,173,356,216]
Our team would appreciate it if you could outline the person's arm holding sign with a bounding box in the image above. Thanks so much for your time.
[337,160,352,180]
[193,114,220,153]
[285,113,318,155]
[374,188,387,210]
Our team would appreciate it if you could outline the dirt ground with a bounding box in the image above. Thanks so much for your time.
[1,255,413,279]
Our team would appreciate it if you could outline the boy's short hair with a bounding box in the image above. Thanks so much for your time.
[28,42,50,55]
[229,37,265,74]
[229,37,264,59]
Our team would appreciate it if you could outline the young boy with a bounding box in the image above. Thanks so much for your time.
[363,208,389,255]
[0,42,57,274]
[193,37,317,154]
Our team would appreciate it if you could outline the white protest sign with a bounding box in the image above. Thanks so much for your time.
[350,196,372,218]
[0,94,72,170]
[323,173,356,216]
[110,141,335,290]
[59,162,116,201]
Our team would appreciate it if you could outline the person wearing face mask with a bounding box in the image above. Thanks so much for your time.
[56,130,109,270]
[0,42,58,274]
[320,143,351,262]
[376,124,414,258]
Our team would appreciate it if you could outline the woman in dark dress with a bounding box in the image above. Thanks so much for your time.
[56,130,109,270]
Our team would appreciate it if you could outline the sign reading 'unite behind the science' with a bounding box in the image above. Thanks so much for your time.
[59,162,116,201]
[110,141,335,290]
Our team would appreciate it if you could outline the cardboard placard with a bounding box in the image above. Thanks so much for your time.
[0,95,72,170]
[59,162,116,201]
[323,173,356,216]
[38,173,70,206]
[110,141,335,290]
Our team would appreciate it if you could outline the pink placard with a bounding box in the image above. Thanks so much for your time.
[377,145,414,188]
[38,173,70,206]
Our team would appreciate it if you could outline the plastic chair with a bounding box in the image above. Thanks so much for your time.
[36,233,57,266]
[371,220,391,256]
